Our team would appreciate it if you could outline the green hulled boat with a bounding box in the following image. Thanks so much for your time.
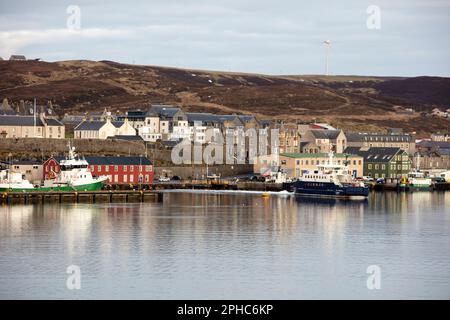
[0,146,107,193]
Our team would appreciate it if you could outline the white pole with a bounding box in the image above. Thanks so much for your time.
[33,98,36,137]
[324,40,331,76]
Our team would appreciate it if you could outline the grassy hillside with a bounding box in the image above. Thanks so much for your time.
[0,60,449,135]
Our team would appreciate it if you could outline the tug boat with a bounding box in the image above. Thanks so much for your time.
[292,151,369,199]
[0,145,108,192]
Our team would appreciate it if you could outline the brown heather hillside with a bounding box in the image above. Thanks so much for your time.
[0,60,449,135]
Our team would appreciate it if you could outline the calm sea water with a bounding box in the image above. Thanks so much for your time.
[0,191,449,299]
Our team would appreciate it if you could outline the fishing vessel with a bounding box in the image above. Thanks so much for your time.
[0,145,108,192]
[408,154,432,189]
[292,151,369,198]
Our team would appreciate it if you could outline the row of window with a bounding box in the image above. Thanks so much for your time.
[367,164,410,170]
[106,174,151,183]
[45,165,153,172]
[90,165,153,172]
[283,159,362,166]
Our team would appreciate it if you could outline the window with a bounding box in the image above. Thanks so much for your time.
[281,160,287,165]
[114,165,118,172]
[368,164,372,169]
[124,175,127,183]
[114,175,118,182]
[145,175,149,182]
[124,165,127,172]
[105,166,109,172]
[130,166,134,171]
[129,175,134,182]
[98,165,101,171]
[296,160,300,165]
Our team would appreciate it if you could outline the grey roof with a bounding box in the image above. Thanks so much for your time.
[147,105,180,118]
[238,115,257,123]
[417,140,450,149]
[75,120,124,130]
[310,129,341,139]
[345,147,402,163]
[346,132,413,143]
[111,121,124,128]
[53,156,152,165]
[0,115,45,126]
[437,149,450,156]
[74,121,106,131]
[343,147,362,155]
[45,118,64,126]
[186,113,221,123]
[259,119,272,126]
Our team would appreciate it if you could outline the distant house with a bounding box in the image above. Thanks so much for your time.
[74,118,136,139]
[431,132,450,142]
[346,132,416,155]
[345,147,411,179]
[0,98,16,115]
[9,55,26,61]
[301,129,347,153]
[43,156,154,184]
[0,115,65,138]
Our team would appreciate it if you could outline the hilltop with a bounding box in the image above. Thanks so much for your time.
[0,59,449,135]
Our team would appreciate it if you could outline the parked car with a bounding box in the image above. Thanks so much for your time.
[158,176,170,182]
[171,175,182,181]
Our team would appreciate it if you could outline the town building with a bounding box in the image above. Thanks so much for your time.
[0,160,43,184]
[74,118,136,139]
[0,114,65,139]
[253,152,363,179]
[345,147,411,179]
[415,140,450,172]
[431,132,450,142]
[346,132,415,155]
[301,129,347,153]
[9,55,26,61]
[275,123,300,154]
[43,156,153,184]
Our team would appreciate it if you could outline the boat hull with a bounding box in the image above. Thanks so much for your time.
[293,181,369,198]
[0,180,104,193]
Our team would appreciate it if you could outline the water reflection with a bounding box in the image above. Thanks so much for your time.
[0,191,449,299]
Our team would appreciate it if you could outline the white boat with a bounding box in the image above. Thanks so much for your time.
[408,154,432,189]
[407,171,432,189]
[0,169,36,191]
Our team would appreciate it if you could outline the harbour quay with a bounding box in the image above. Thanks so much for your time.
[0,190,163,205]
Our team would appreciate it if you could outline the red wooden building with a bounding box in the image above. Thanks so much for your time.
[43,156,154,185]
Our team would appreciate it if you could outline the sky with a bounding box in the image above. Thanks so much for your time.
[0,0,449,76]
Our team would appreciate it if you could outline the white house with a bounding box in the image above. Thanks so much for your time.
[74,118,136,139]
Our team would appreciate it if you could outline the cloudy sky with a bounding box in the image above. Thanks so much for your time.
[0,0,449,76]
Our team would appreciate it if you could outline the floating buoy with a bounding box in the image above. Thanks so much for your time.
[262,192,270,198]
